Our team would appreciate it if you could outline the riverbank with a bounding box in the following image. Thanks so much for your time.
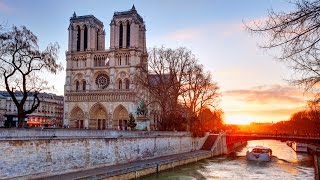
[36,150,211,180]
[0,129,208,179]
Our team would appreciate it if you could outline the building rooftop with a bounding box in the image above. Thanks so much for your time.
[0,91,63,100]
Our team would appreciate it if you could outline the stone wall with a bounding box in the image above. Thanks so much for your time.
[211,133,228,156]
[0,129,207,179]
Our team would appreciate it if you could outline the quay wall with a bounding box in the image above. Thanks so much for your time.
[308,144,320,180]
[208,133,246,156]
[0,129,207,179]
[211,133,228,156]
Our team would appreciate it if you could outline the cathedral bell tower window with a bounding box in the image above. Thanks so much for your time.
[76,25,81,52]
[126,22,130,48]
[119,23,123,48]
[96,30,99,50]
[84,25,88,51]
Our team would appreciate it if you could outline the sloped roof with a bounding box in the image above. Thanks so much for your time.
[148,74,171,86]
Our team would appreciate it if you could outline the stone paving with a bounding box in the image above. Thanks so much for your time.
[35,150,211,180]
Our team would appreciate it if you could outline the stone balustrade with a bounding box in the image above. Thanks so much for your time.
[0,129,191,140]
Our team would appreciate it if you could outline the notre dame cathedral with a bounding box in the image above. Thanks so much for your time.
[63,5,154,130]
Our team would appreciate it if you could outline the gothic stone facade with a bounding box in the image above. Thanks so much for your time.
[64,6,149,130]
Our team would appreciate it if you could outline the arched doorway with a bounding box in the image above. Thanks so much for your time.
[70,106,84,129]
[89,103,107,130]
[113,105,129,130]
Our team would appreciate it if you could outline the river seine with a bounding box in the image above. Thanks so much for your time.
[141,140,314,180]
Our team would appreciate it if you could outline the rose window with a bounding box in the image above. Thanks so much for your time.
[95,74,110,89]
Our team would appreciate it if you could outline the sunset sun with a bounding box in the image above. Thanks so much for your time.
[225,115,256,125]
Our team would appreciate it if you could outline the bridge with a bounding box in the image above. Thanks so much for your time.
[227,133,320,144]
[226,133,320,153]
[201,133,320,153]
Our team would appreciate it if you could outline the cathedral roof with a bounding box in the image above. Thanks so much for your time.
[70,14,103,27]
[148,74,171,86]
[113,5,144,23]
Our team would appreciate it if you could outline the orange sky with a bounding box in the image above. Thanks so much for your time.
[221,85,313,124]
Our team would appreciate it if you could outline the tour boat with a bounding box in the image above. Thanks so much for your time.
[291,142,308,152]
[246,146,272,162]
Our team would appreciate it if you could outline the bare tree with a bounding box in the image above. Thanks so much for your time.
[136,47,195,129]
[181,64,219,116]
[247,0,320,91]
[136,46,220,131]
[0,26,62,128]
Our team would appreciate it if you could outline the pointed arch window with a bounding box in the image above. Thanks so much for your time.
[119,23,123,48]
[118,79,122,89]
[76,81,79,91]
[125,55,129,65]
[126,22,130,48]
[118,56,122,66]
[125,79,129,89]
[96,29,99,50]
[76,26,81,51]
[84,25,88,51]
[82,81,86,91]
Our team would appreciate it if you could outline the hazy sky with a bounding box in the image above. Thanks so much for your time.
[0,0,311,124]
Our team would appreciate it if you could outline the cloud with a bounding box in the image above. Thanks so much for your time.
[242,16,269,30]
[224,84,309,104]
[164,26,208,41]
[162,20,248,42]
[163,16,271,42]
[0,1,12,12]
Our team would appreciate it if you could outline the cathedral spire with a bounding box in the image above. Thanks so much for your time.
[73,11,77,18]
[131,4,136,11]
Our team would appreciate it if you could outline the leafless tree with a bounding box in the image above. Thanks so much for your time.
[0,26,62,128]
[247,0,320,91]
[181,64,219,116]
[136,47,194,129]
[136,47,220,130]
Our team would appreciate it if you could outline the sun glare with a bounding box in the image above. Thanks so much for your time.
[225,115,256,125]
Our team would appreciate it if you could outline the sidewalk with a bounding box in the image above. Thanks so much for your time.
[35,150,212,180]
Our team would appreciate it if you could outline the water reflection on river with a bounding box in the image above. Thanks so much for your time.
[141,140,314,180]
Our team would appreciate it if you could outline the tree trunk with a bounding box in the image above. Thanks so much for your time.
[17,107,25,128]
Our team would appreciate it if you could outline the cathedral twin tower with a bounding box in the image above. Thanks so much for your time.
[64,6,150,130]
